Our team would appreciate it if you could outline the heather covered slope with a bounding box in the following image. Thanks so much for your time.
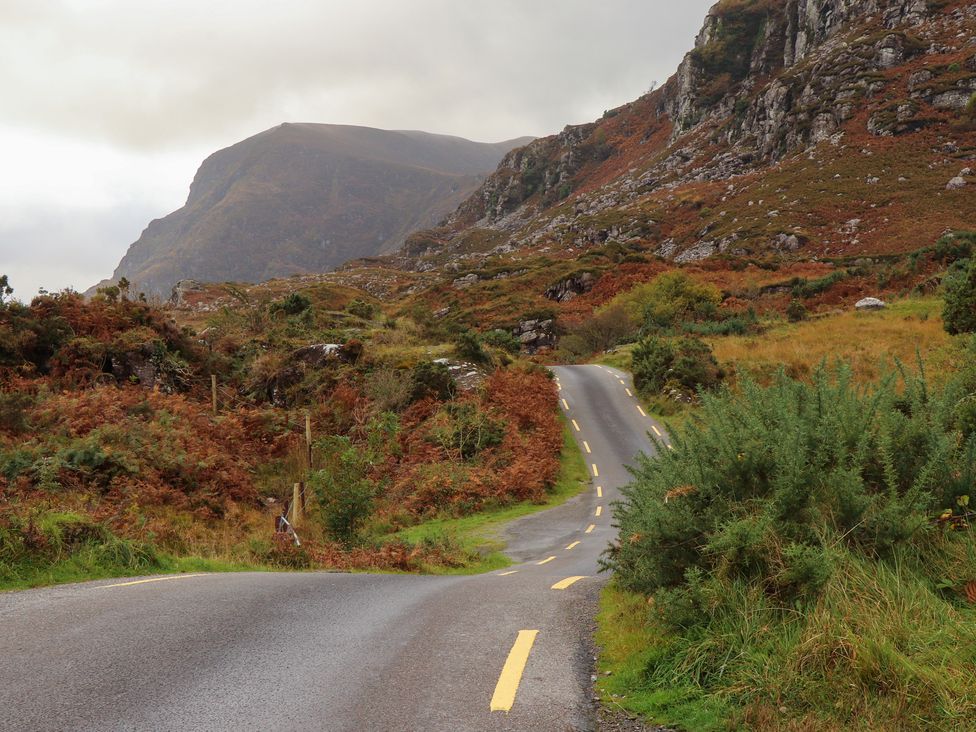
[104,124,532,296]
[404,0,975,275]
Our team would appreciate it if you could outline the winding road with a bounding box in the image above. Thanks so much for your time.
[0,365,665,731]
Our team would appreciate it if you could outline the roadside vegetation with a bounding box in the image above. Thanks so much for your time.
[592,231,976,730]
[0,279,567,589]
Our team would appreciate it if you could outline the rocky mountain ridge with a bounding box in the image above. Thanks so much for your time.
[393,0,974,275]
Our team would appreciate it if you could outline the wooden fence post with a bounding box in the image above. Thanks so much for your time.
[211,374,218,416]
[305,412,313,468]
[291,482,302,527]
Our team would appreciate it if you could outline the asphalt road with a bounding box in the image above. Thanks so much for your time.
[0,365,664,732]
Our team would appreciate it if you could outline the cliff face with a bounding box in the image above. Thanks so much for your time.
[103,124,532,296]
[419,0,975,269]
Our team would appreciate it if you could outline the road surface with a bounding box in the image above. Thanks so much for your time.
[0,365,665,731]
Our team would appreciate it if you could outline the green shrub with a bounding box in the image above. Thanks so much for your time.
[631,336,722,396]
[268,292,311,317]
[637,272,723,331]
[409,361,457,402]
[309,436,376,547]
[943,258,976,335]
[482,329,521,354]
[345,299,375,320]
[608,365,976,607]
[430,402,506,460]
[454,330,490,364]
[786,299,808,322]
[792,270,848,298]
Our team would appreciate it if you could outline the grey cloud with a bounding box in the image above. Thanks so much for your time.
[1,0,713,148]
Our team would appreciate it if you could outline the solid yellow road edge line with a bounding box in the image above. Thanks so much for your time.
[585,524,596,533]
[596,485,603,498]
[551,576,587,590]
[572,419,580,432]
[490,630,539,712]
[591,464,599,477]
[536,556,556,565]
[565,541,580,550]
[583,441,591,454]
[99,574,202,589]
[595,506,603,517]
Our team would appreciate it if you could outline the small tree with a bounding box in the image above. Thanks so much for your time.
[943,258,976,335]
[0,274,12,306]
[117,277,131,300]
[309,436,375,547]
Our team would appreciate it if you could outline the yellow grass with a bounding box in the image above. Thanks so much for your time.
[710,298,953,383]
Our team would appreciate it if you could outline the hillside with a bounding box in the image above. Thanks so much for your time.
[360,0,975,337]
[102,124,533,296]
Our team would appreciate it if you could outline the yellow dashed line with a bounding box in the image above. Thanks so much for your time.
[498,570,518,576]
[551,576,587,590]
[562,399,570,410]
[637,406,647,417]
[625,388,633,397]
[99,574,202,589]
[571,419,581,432]
[583,441,591,454]
[490,630,539,712]
[565,541,580,550]
[596,486,603,498]
[652,425,662,437]
[595,506,603,517]
[585,524,595,534]
[591,464,599,477]
[536,556,556,565]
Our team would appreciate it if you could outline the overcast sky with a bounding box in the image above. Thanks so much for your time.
[0,0,713,299]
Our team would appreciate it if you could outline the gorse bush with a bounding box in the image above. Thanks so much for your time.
[631,336,722,396]
[454,330,490,364]
[943,257,976,335]
[409,361,457,402]
[268,292,311,317]
[609,364,976,606]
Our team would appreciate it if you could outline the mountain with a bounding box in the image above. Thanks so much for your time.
[391,0,975,284]
[102,124,533,296]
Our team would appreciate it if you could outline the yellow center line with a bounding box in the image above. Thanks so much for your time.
[490,630,539,712]
[551,576,587,590]
[637,405,647,417]
[536,556,556,565]
[585,524,596,533]
[591,464,599,477]
[565,541,581,550]
[98,574,202,589]
[625,388,633,397]
[596,485,603,498]
[595,505,603,517]
[571,419,581,432]
[498,570,518,576]
[652,425,662,437]
[583,441,591,454]
[562,398,570,410]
